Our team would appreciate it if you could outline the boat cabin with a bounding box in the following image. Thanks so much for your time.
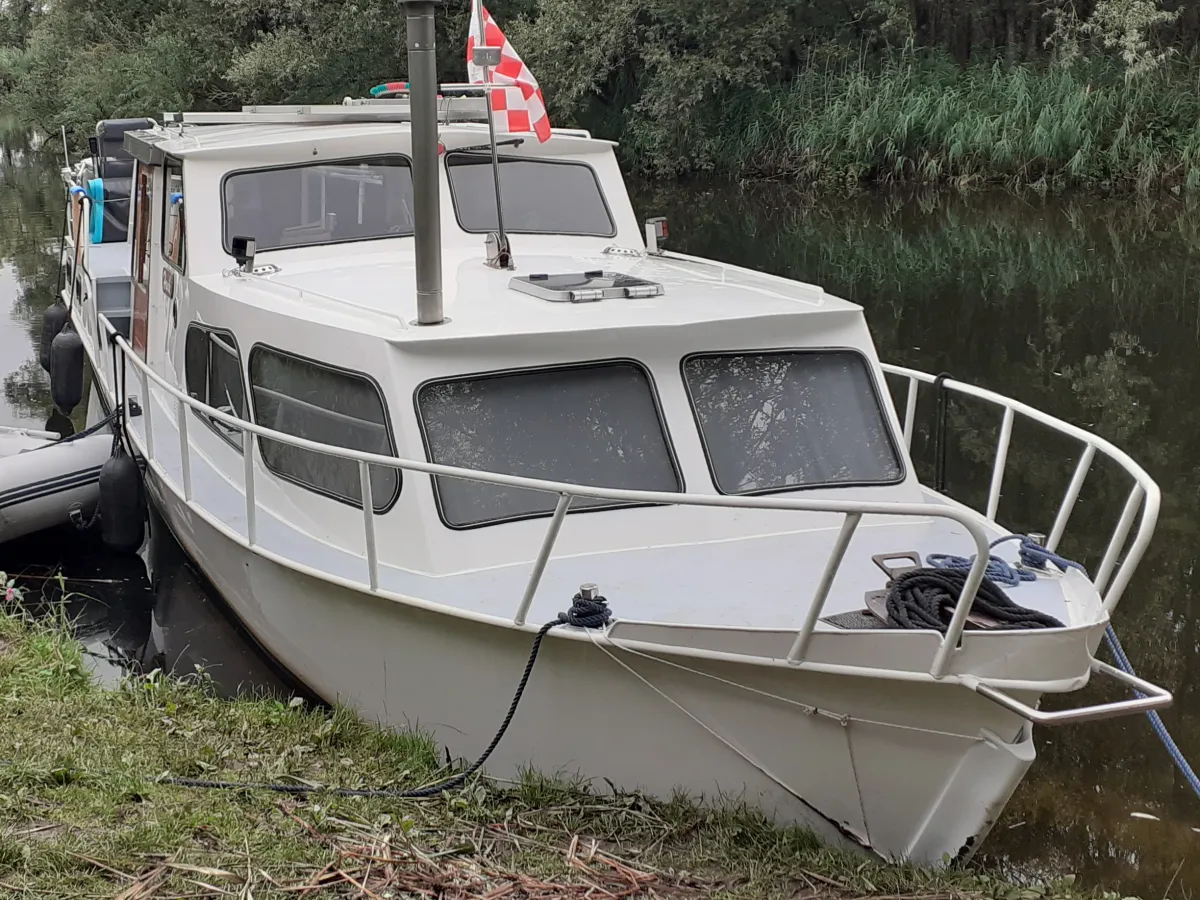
[56,100,937,628]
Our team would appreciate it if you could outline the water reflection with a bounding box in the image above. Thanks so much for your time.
[0,508,297,699]
[0,135,1197,893]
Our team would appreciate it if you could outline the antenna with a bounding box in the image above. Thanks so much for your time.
[472,4,512,269]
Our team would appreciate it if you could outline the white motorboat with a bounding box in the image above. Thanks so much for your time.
[49,0,1171,864]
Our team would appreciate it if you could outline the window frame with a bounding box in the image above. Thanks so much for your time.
[219,154,415,256]
[679,347,908,497]
[161,156,186,272]
[443,152,617,238]
[414,357,684,531]
[247,344,402,514]
[184,324,247,452]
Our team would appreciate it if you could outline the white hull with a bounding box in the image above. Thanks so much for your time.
[143,459,1032,862]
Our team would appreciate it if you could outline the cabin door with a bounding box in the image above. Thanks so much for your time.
[131,165,155,359]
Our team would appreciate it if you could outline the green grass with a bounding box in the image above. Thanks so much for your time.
[631,52,1200,191]
[0,598,1128,898]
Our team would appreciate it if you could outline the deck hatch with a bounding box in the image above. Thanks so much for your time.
[509,271,664,303]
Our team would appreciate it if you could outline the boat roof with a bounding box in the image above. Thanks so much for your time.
[127,105,612,163]
[195,247,864,344]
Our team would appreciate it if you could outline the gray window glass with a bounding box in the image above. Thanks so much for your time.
[224,157,414,253]
[417,362,680,527]
[249,347,399,512]
[682,351,902,494]
[184,325,245,450]
[446,154,614,236]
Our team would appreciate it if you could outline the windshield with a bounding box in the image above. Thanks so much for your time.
[223,156,414,253]
[682,350,903,494]
[445,153,615,237]
[417,361,680,527]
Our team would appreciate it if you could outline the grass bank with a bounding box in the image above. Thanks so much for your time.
[0,602,1115,899]
[652,55,1200,190]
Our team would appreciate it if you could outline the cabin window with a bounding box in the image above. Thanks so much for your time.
[416,361,681,528]
[184,325,247,449]
[682,350,903,495]
[162,158,186,270]
[222,156,414,253]
[248,347,399,513]
[445,154,615,237]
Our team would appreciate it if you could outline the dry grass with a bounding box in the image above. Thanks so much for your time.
[0,601,1119,899]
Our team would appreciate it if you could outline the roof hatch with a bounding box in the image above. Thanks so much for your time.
[509,270,664,303]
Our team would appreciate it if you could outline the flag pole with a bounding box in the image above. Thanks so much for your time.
[473,2,510,267]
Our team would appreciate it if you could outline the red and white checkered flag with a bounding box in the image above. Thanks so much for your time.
[467,0,551,143]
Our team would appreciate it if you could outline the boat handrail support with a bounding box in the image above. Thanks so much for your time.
[98,319,1159,689]
[880,364,1160,617]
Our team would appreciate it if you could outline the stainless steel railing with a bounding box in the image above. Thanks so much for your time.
[97,319,1158,682]
[881,365,1160,615]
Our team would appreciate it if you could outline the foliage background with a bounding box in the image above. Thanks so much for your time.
[0,1,1196,185]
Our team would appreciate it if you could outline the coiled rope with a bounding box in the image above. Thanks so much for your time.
[160,591,612,798]
[930,534,1200,801]
[927,533,1087,587]
[885,568,1064,631]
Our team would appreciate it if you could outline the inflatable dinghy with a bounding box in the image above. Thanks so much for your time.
[0,423,113,544]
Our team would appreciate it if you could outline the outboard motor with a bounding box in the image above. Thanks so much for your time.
[49,321,84,414]
[40,301,69,372]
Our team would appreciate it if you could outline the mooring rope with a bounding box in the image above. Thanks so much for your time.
[885,568,1064,631]
[931,533,1200,801]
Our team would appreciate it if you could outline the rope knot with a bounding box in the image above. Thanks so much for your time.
[928,534,1089,585]
[559,593,612,629]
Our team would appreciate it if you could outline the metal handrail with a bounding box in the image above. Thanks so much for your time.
[881,364,1161,615]
[98,318,1160,684]
[101,321,995,678]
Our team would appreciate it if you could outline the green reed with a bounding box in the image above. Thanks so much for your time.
[672,52,1200,190]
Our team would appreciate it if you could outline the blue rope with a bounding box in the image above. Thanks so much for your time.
[928,533,1092,586]
[930,534,1200,801]
[1103,626,1200,799]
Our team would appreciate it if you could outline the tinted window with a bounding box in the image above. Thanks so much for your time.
[446,154,614,236]
[682,351,902,495]
[417,362,680,528]
[162,159,185,270]
[223,157,414,253]
[249,347,399,512]
[184,325,246,449]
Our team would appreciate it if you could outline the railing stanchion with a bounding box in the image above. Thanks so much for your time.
[359,460,379,591]
[1095,483,1145,596]
[788,512,862,664]
[986,407,1015,521]
[176,396,192,502]
[931,544,991,678]
[514,493,572,626]
[242,428,257,546]
[903,377,918,449]
[139,368,154,460]
[1048,444,1095,552]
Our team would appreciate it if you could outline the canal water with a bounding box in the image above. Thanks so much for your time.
[2,130,1198,893]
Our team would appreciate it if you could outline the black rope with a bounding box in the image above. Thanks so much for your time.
[28,408,120,452]
[159,592,613,798]
[932,372,952,493]
[885,568,1064,632]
